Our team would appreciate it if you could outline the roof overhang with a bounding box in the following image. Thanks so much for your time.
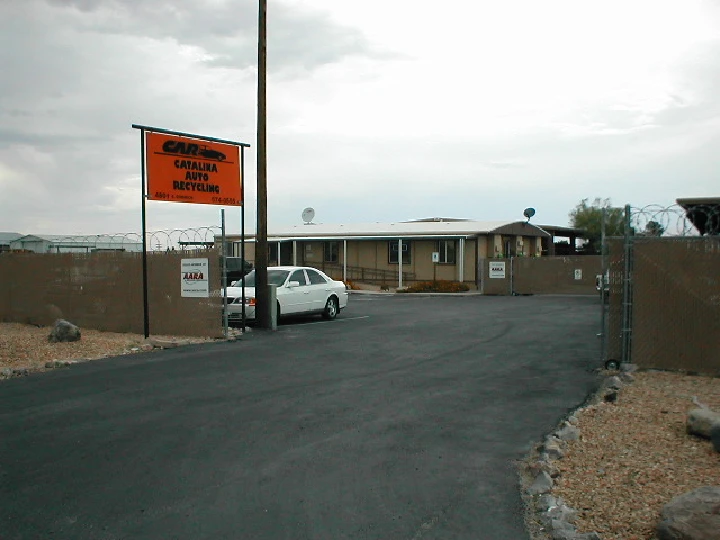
[676,197,720,235]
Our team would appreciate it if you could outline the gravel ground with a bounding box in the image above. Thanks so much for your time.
[0,322,216,373]
[2,323,719,539]
[550,370,720,540]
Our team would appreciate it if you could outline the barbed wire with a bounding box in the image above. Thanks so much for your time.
[601,204,719,238]
[630,204,703,237]
[6,227,225,253]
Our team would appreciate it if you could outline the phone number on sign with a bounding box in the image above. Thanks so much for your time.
[211,197,240,205]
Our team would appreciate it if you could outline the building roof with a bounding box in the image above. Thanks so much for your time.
[0,232,22,244]
[238,220,553,241]
[676,197,720,235]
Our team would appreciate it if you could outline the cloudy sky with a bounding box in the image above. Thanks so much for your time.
[1,0,719,235]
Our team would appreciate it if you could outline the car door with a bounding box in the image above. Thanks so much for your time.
[305,268,331,312]
[282,269,311,314]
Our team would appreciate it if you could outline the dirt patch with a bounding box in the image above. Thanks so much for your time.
[0,322,218,374]
[525,370,720,540]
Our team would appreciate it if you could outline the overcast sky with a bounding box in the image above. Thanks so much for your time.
[1,0,719,235]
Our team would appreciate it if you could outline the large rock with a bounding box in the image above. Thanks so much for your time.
[656,486,720,540]
[712,424,720,453]
[687,408,720,439]
[48,319,81,343]
[528,470,553,495]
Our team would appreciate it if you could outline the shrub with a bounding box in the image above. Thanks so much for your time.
[401,280,470,293]
[344,280,361,290]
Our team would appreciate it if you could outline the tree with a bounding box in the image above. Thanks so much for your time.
[642,220,665,237]
[569,198,624,254]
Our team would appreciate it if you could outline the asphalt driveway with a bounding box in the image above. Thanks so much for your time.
[0,294,601,540]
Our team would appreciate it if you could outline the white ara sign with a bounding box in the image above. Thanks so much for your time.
[181,258,209,297]
[489,261,506,279]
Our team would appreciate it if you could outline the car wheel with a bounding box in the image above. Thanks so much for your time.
[322,297,338,320]
[604,359,621,371]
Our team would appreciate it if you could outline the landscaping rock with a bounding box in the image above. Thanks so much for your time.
[656,486,720,540]
[528,470,554,495]
[537,494,559,511]
[602,388,619,403]
[686,408,720,439]
[544,441,566,460]
[48,319,81,343]
[711,424,720,453]
[620,363,638,372]
[556,423,580,441]
[604,376,623,390]
[1,368,13,378]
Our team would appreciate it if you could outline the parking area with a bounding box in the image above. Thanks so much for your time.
[0,294,601,540]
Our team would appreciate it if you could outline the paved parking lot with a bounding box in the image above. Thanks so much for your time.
[0,294,601,540]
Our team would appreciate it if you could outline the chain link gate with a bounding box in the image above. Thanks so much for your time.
[599,203,719,371]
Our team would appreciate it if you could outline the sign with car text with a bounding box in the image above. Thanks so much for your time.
[181,258,209,297]
[145,132,242,206]
[489,261,506,279]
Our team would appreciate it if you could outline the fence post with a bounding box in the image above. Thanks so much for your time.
[599,207,607,362]
[621,204,633,365]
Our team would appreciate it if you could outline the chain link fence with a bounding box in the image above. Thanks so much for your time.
[5,227,224,253]
[601,204,720,374]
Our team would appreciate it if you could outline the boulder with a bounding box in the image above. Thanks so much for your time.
[656,486,720,540]
[556,423,580,442]
[686,408,720,439]
[48,319,81,343]
[711,424,720,453]
[528,470,553,495]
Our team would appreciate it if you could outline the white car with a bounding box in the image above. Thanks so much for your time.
[224,266,349,324]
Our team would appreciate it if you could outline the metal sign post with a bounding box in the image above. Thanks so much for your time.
[132,124,250,339]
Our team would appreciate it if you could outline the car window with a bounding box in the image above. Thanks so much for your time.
[289,269,307,286]
[306,269,328,285]
[268,270,291,286]
[240,269,290,287]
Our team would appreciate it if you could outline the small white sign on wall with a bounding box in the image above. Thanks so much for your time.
[574,269,583,280]
[489,261,506,279]
[181,258,209,298]
[432,252,440,263]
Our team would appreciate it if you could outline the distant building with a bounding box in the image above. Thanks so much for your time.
[0,232,22,253]
[6,234,143,253]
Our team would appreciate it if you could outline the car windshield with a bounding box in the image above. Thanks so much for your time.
[235,269,290,287]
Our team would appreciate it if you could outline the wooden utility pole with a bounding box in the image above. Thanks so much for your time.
[255,0,270,327]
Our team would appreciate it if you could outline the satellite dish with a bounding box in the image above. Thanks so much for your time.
[302,207,315,224]
[523,207,536,221]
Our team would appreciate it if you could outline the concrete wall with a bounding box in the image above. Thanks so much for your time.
[0,251,224,337]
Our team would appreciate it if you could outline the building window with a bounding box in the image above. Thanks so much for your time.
[436,240,456,264]
[389,240,411,264]
[324,242,339,263]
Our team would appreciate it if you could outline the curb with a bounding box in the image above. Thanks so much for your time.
[520,364,637,540]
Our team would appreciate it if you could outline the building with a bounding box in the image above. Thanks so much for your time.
[0,232,22,253]
[6,234,143,253]
[220,218,584,288]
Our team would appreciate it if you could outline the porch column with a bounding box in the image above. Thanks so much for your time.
[458,238,465,281]
[292,241,297,266]
[343,240,347,282]
[398,239,403,289]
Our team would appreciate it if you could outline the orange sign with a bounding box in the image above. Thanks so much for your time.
[145,132,242,206]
